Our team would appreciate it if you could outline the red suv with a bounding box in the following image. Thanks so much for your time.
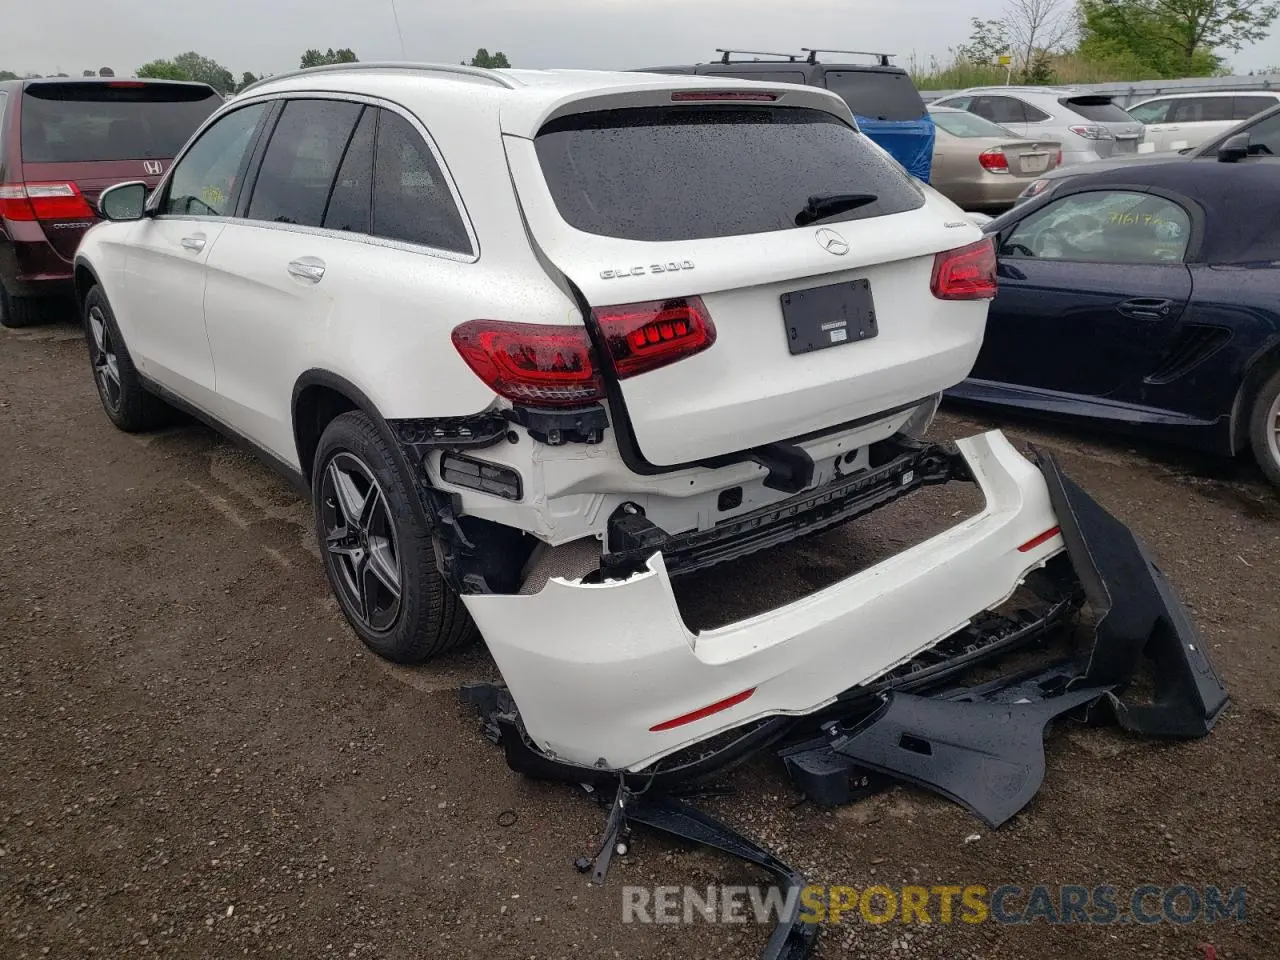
[0,78,221,327]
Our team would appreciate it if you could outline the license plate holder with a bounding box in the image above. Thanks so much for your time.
[782,279,878,356]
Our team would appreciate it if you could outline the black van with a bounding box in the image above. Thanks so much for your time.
[637,49,936,182]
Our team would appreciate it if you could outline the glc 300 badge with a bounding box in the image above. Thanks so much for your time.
[600,260,694,280]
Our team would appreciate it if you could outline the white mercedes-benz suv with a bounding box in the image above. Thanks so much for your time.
[74,63,1067,772]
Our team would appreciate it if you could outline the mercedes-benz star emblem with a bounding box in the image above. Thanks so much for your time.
[815,228,850,256]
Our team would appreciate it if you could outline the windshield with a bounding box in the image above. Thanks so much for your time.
[535,105,924,241]
[931,111,1015,138]
[823,70,927,121]
[21,82,220,163]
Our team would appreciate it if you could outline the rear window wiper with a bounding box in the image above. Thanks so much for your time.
[795,192,878,226]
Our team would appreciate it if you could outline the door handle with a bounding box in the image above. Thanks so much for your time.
[287,257,326,283]
[180,235,206,252]
[1117,297,1174,321]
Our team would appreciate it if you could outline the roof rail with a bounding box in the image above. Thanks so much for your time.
[236,61,517,97]
[715,48,802,64]
[801,48,896,67]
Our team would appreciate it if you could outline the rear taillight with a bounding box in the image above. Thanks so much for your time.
[931,238,997,301]
[1068,124,1114,141]
[978,149,1009,173]
[451,320,604,407]
[1055,149,1063,166]
[0,182,94,221]
[593,297,716,379]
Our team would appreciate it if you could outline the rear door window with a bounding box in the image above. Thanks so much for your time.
[1233,96,1277,120]
[20,82,220,162]
[534,105,924,241]
[1170,97,1234,123]
[162,102,268,217]
[1127,99,1172,124]
[823,70,925,121]
[322,107,375,234]
[972,96,1027,125]
[1061,97,1134,123]
[247,98,362,227]
[370,110,471,253]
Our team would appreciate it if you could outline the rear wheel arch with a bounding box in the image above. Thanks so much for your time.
[1230,338,1280,454]
[73,260,101,314]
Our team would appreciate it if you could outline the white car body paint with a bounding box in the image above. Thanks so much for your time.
[75,65,1043,769]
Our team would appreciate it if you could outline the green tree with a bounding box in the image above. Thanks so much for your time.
[1081,0,1280,76]
[300,48,358,68]
[0,70,18,81]
[136,59,192,82]
[955,17,1012,64]
[239,71,259,91]
[82,69,96,77]
[468,48,511,68]
[172,51,235,94]
[99,67,115,77]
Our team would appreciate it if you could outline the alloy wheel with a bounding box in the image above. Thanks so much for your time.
[320,452,403,632]
[88,305,122,412]
[1269,391,1280,474]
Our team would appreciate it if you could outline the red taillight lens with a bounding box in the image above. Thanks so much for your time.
[451,320,604,408]
[978,149,1009,173]
[0,182,94,221]
[1055,149,1063,166]
[671,91,779,102]
[593,296,716,379]
[931,238,998,301]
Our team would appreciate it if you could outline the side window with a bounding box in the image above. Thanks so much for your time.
[322,107,375,233]
[1021,101,1052,123]
[1239,111,1280,155]
[372,109,470,253]
[1233,96,1276,121]
[973,97,1025,125]
[1127,100,1171,124]
[935,96,971,110]
[162,103,267,217]
[1002,191,1191,264]
[247,99,362,227]
[1171,97,1233,123]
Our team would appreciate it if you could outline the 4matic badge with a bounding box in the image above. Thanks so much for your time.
[600,260,695,280]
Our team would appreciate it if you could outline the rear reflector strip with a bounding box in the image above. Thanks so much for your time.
[649,687,756,732]
[1018,526,1063,553]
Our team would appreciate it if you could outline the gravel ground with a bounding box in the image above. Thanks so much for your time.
[2,317,1277,960]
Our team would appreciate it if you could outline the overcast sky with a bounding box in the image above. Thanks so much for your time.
[5,0,1280,79]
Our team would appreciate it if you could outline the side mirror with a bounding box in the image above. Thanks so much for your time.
[98,181,149,222]
[1217,133,1251,163]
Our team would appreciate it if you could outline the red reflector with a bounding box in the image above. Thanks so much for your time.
[0,182,94,221]
[451,320,604,407]
[671,91,779,102]
[594,297,716,379]
[649,688,756,732]
[1018,526,1063,553]
[978,149,1009,173]
[930,238,997,301]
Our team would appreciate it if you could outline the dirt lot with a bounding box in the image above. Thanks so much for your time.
[2,317,1277,960]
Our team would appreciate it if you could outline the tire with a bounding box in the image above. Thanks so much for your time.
[82,286,174,432]
[1247,365,1280,488]
[0,283,54,329]
[313,410,476,663]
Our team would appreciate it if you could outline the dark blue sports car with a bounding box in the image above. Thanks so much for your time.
[949,158,1280,486]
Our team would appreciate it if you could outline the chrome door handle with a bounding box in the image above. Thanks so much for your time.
[180,235,206,252]
[287,257,326,283]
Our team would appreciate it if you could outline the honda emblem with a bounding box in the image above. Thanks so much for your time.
[143,160,164,176]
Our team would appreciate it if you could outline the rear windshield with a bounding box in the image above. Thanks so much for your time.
[1061,97,1134,123]
[535,106,924,242]
[823,70,926,121]
[21,83,220,163]
[931,111,1014,138]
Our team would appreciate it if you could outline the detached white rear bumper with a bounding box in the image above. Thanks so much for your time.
[462,430,1065,771]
